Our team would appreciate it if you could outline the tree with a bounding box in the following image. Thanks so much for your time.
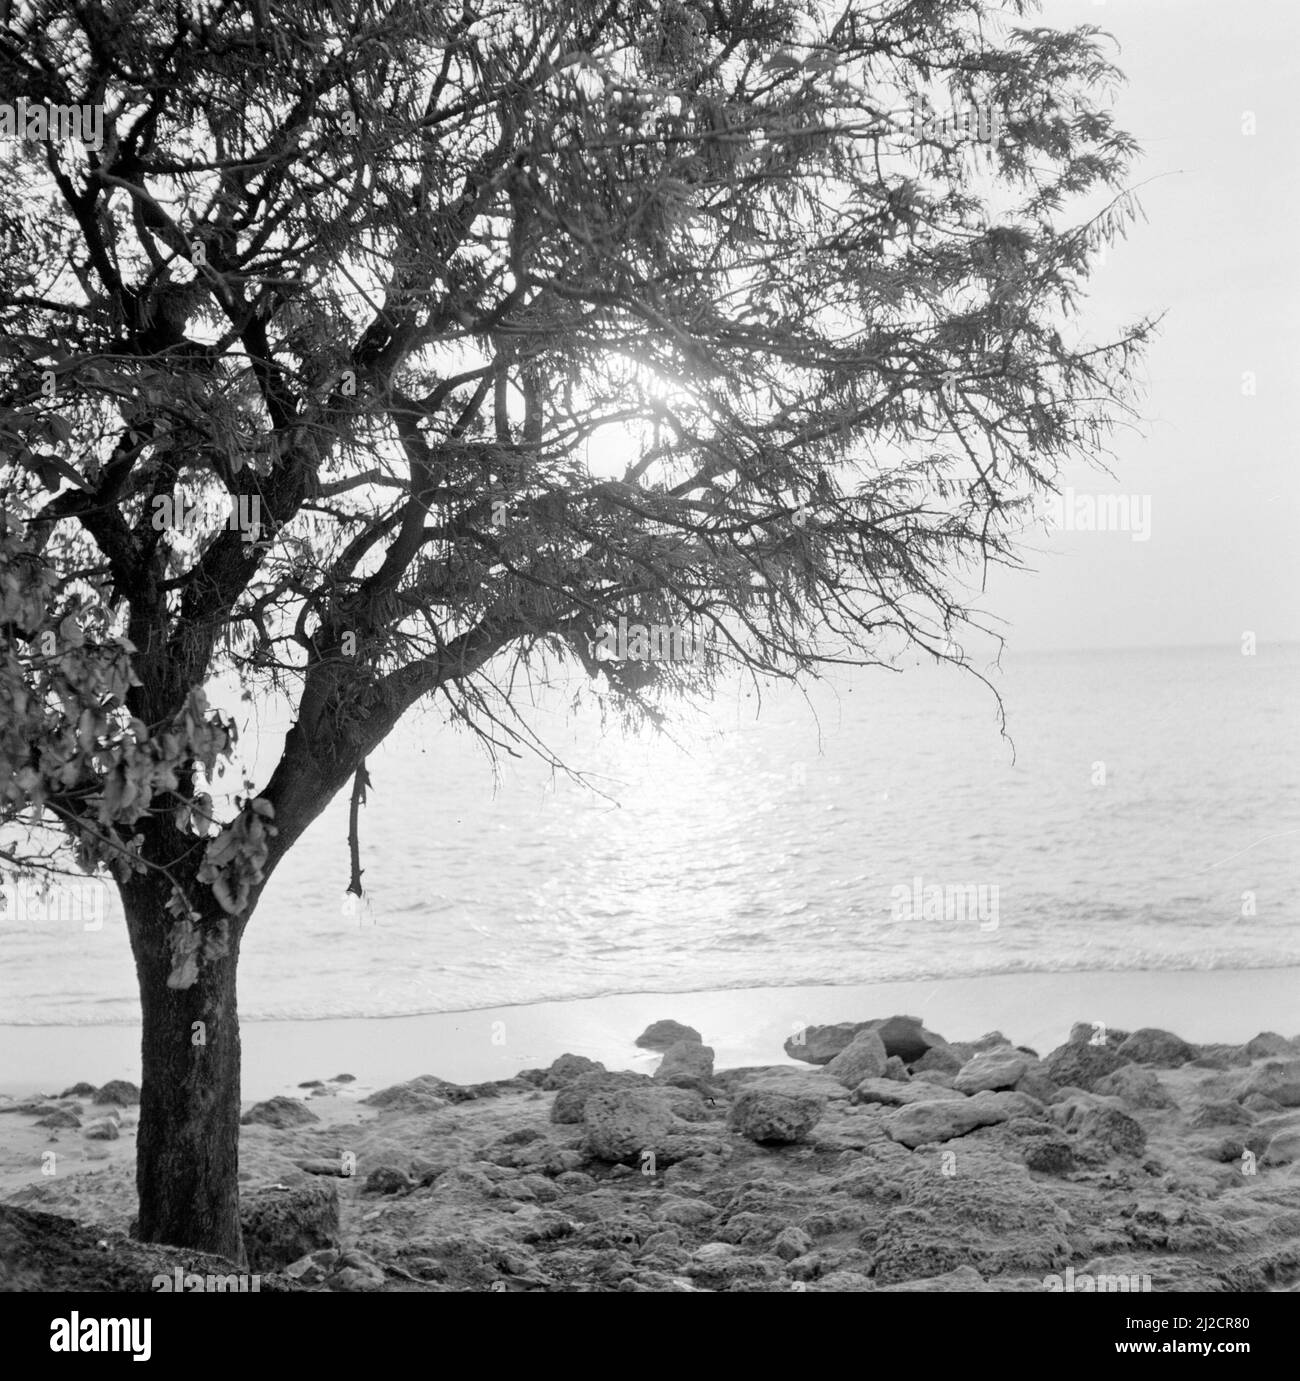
[0,0,1153,1261]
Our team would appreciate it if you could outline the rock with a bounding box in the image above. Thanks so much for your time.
[91,1080,140,1106]
[686,1241,780,1287]
[582,1088,676,1162]
[1244,1032,1293,1060]
[83,1118,119,1141]
[240,1183,340,1272]
[725,1067,851,1103]
[657,1087,711,1121]
[634,1020,702,1051]
[323,1248,386,1292]
[772,1226,813,1261]
[298,1080,324,1089]
[883,1056,910,1082]
[872,1149,1071,1284]
[823,1029,888,1089]
[885,1093,1015,1148]
[654,1042,714,1084]
[1190,1101,1255,1129]
[1024,1138,1076,1174]
[912,1071,958,1090]
[1047,1093,1098,1127]
[58,1083,97,1098]
[727,1090,825,1144]
[910,1045,962,1075]
[1093,1065,1176,1110]
[1240,1060,1300,1108]
[658,1074,725,1107]
[657,1133,733,1167]
[1210,1131,1271,1164]
[1240,1092,1283,1114]
[1004,1115,1057,1139]
[851,1079,967,1108]
[363,1166,413,1195]
[811,1269,874,1291]
[554,1170,597,1193]
[331,1073,356,1083]
[240,1096,320,1129]
[783,1021,872,1065]
[416,1076,500,1104]
[869,1016,945,1063]
[987,1089,1045,1118]
[550,1070,651,1124]
[654,1196,719,1229]
[1263,1129,1300,1166]
[1014,1064,1058,1102]
[362,1076,453,1113]
[295,1159,353,1178]
[1191,1044,1251,1070]
[877,1264,997,1292]
[1116,1028,1196,1068]
[284,1248,339,1286]
[1069,1022,1130,1049]
[954,1049,1028,1094]
[497,1126,545,1146]
[1074,1105,1147,1159]
[1042,1040,1129,1092]
[36,1110,81,1129]
[541,1053,607,1090]
[0,1206,304,1292]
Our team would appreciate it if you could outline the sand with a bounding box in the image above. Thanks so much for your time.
[2,966,1298,1106]
[0,965,1296,1211]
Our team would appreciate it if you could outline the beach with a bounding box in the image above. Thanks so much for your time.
[2,966,1297,1105]
[3,966,1299,1292]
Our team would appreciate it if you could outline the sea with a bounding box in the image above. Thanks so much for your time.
[1,642,1297,1026]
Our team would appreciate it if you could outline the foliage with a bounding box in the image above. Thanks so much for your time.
[0,0,1153,963]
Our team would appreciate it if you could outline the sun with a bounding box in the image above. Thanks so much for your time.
[581,365,700,481]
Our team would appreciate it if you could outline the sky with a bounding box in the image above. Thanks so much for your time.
[9,0,1292,660]
[982,0,1300,651]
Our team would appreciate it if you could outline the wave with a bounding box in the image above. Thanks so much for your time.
[6,951,1300,1027]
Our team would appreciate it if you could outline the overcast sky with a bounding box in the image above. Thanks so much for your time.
[984,0,1299,651]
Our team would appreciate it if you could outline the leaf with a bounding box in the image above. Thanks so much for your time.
[77,708,97,752]
[30,453,86,491]
[166,916,202,989]
[167,951,199,989]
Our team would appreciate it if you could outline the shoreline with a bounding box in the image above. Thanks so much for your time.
[2,965,1297,1103]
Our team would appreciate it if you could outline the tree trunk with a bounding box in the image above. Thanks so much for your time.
[125,888,247,1264]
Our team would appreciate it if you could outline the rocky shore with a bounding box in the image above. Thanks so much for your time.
[3,1015,1300,1291]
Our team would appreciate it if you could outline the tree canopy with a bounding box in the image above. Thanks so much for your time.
[1,0,1151,962]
